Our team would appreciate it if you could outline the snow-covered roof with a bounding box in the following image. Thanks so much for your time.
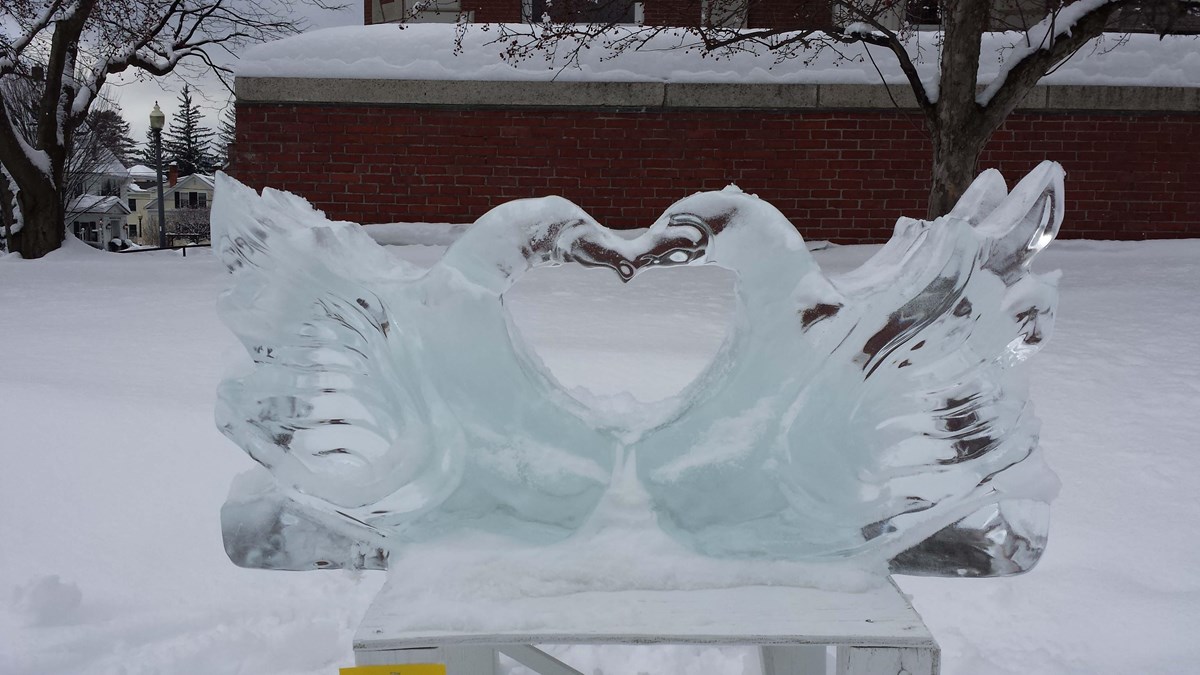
[82,150,129,178]
[98,156,127,176]
[67,195,131,216]
[144,173,217,209]
[128,164,157,179]
[162,173,216,193]
[237,24,1200,91]
[191,174,217,189]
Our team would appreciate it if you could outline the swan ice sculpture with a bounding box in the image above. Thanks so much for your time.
[214,162,1063,579]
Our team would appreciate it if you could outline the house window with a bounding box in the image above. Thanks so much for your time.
[129,222,139,238]
[73,221,99,242]
[529,0,640,24]
[174,192,181,209]
[906,1,940,26]
[128,198,137,211]
[393,0,468,22]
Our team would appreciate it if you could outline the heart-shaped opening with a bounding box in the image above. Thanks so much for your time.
[504,261,736,407]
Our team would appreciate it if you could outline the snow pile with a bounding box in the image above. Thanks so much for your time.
[237,23,1200,91]
[2,231,1199,674]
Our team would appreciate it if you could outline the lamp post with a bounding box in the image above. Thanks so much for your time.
[150,102,167,248]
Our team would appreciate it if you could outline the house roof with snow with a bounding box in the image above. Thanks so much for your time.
[66,195,132,218]
[143,173,217,210]
[81,150,130,179]
[127,164,158,180]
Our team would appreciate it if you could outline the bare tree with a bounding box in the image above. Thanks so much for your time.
[1,73,122,235]
[0,0,342,259]
[166,203,211,242]
[62,108,129,221]
[487,0,1199,218]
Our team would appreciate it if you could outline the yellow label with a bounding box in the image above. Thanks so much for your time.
[340,665,446,675]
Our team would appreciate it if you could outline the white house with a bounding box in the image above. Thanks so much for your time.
[142,170,216,245]
[69,153,128,199]
[64,152,135,248]
[66,195,132,249]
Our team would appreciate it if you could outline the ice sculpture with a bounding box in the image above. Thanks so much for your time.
[213,161,1063,579]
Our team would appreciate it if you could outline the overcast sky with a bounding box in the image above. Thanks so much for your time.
[110,2,362,159]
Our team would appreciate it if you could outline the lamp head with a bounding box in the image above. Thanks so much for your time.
[149,102,165,131]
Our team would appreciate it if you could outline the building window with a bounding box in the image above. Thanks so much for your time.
[529,0,640,24]
[906,1,940,26]
[73,221,99,242]
[129,222,139,238]
[383,0,463,22]
[702,0,747,28]
[410,0,459,11]
[175,191,208,208]
[128,198,137,211]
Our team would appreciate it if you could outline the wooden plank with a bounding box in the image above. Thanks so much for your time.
[354,646,498,675]
[835,646,940,675]
[498,645,585,675]
[760,645,827,675]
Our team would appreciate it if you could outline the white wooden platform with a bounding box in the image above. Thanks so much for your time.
[353,579,939,674]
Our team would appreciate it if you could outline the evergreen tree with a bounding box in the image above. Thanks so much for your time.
[87,107,137,166]
[215,106,236,169]
[137,126,161,169]
[162,85,216,176]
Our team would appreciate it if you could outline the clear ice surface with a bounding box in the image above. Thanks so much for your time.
[213,162,1063,579]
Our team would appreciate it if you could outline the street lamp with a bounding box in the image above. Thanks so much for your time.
[150,102,167,248]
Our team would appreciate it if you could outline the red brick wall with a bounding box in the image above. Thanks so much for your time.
[232,104,1200,242]
[747,0,833,29]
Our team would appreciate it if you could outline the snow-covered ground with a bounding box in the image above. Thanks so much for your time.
[2,232,1198,674]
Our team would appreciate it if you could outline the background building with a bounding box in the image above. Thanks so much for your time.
[229,1,1200,241]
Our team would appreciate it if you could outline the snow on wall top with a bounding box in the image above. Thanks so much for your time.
[236,23,1200,90]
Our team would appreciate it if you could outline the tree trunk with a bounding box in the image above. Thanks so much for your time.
[927,128,988,219]
[0,175,13,252]
[9,178,64,259]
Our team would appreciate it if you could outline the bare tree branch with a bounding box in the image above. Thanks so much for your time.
[981,1,1132,132]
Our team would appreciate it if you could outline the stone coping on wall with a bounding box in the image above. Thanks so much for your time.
[237,77,1200,112]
